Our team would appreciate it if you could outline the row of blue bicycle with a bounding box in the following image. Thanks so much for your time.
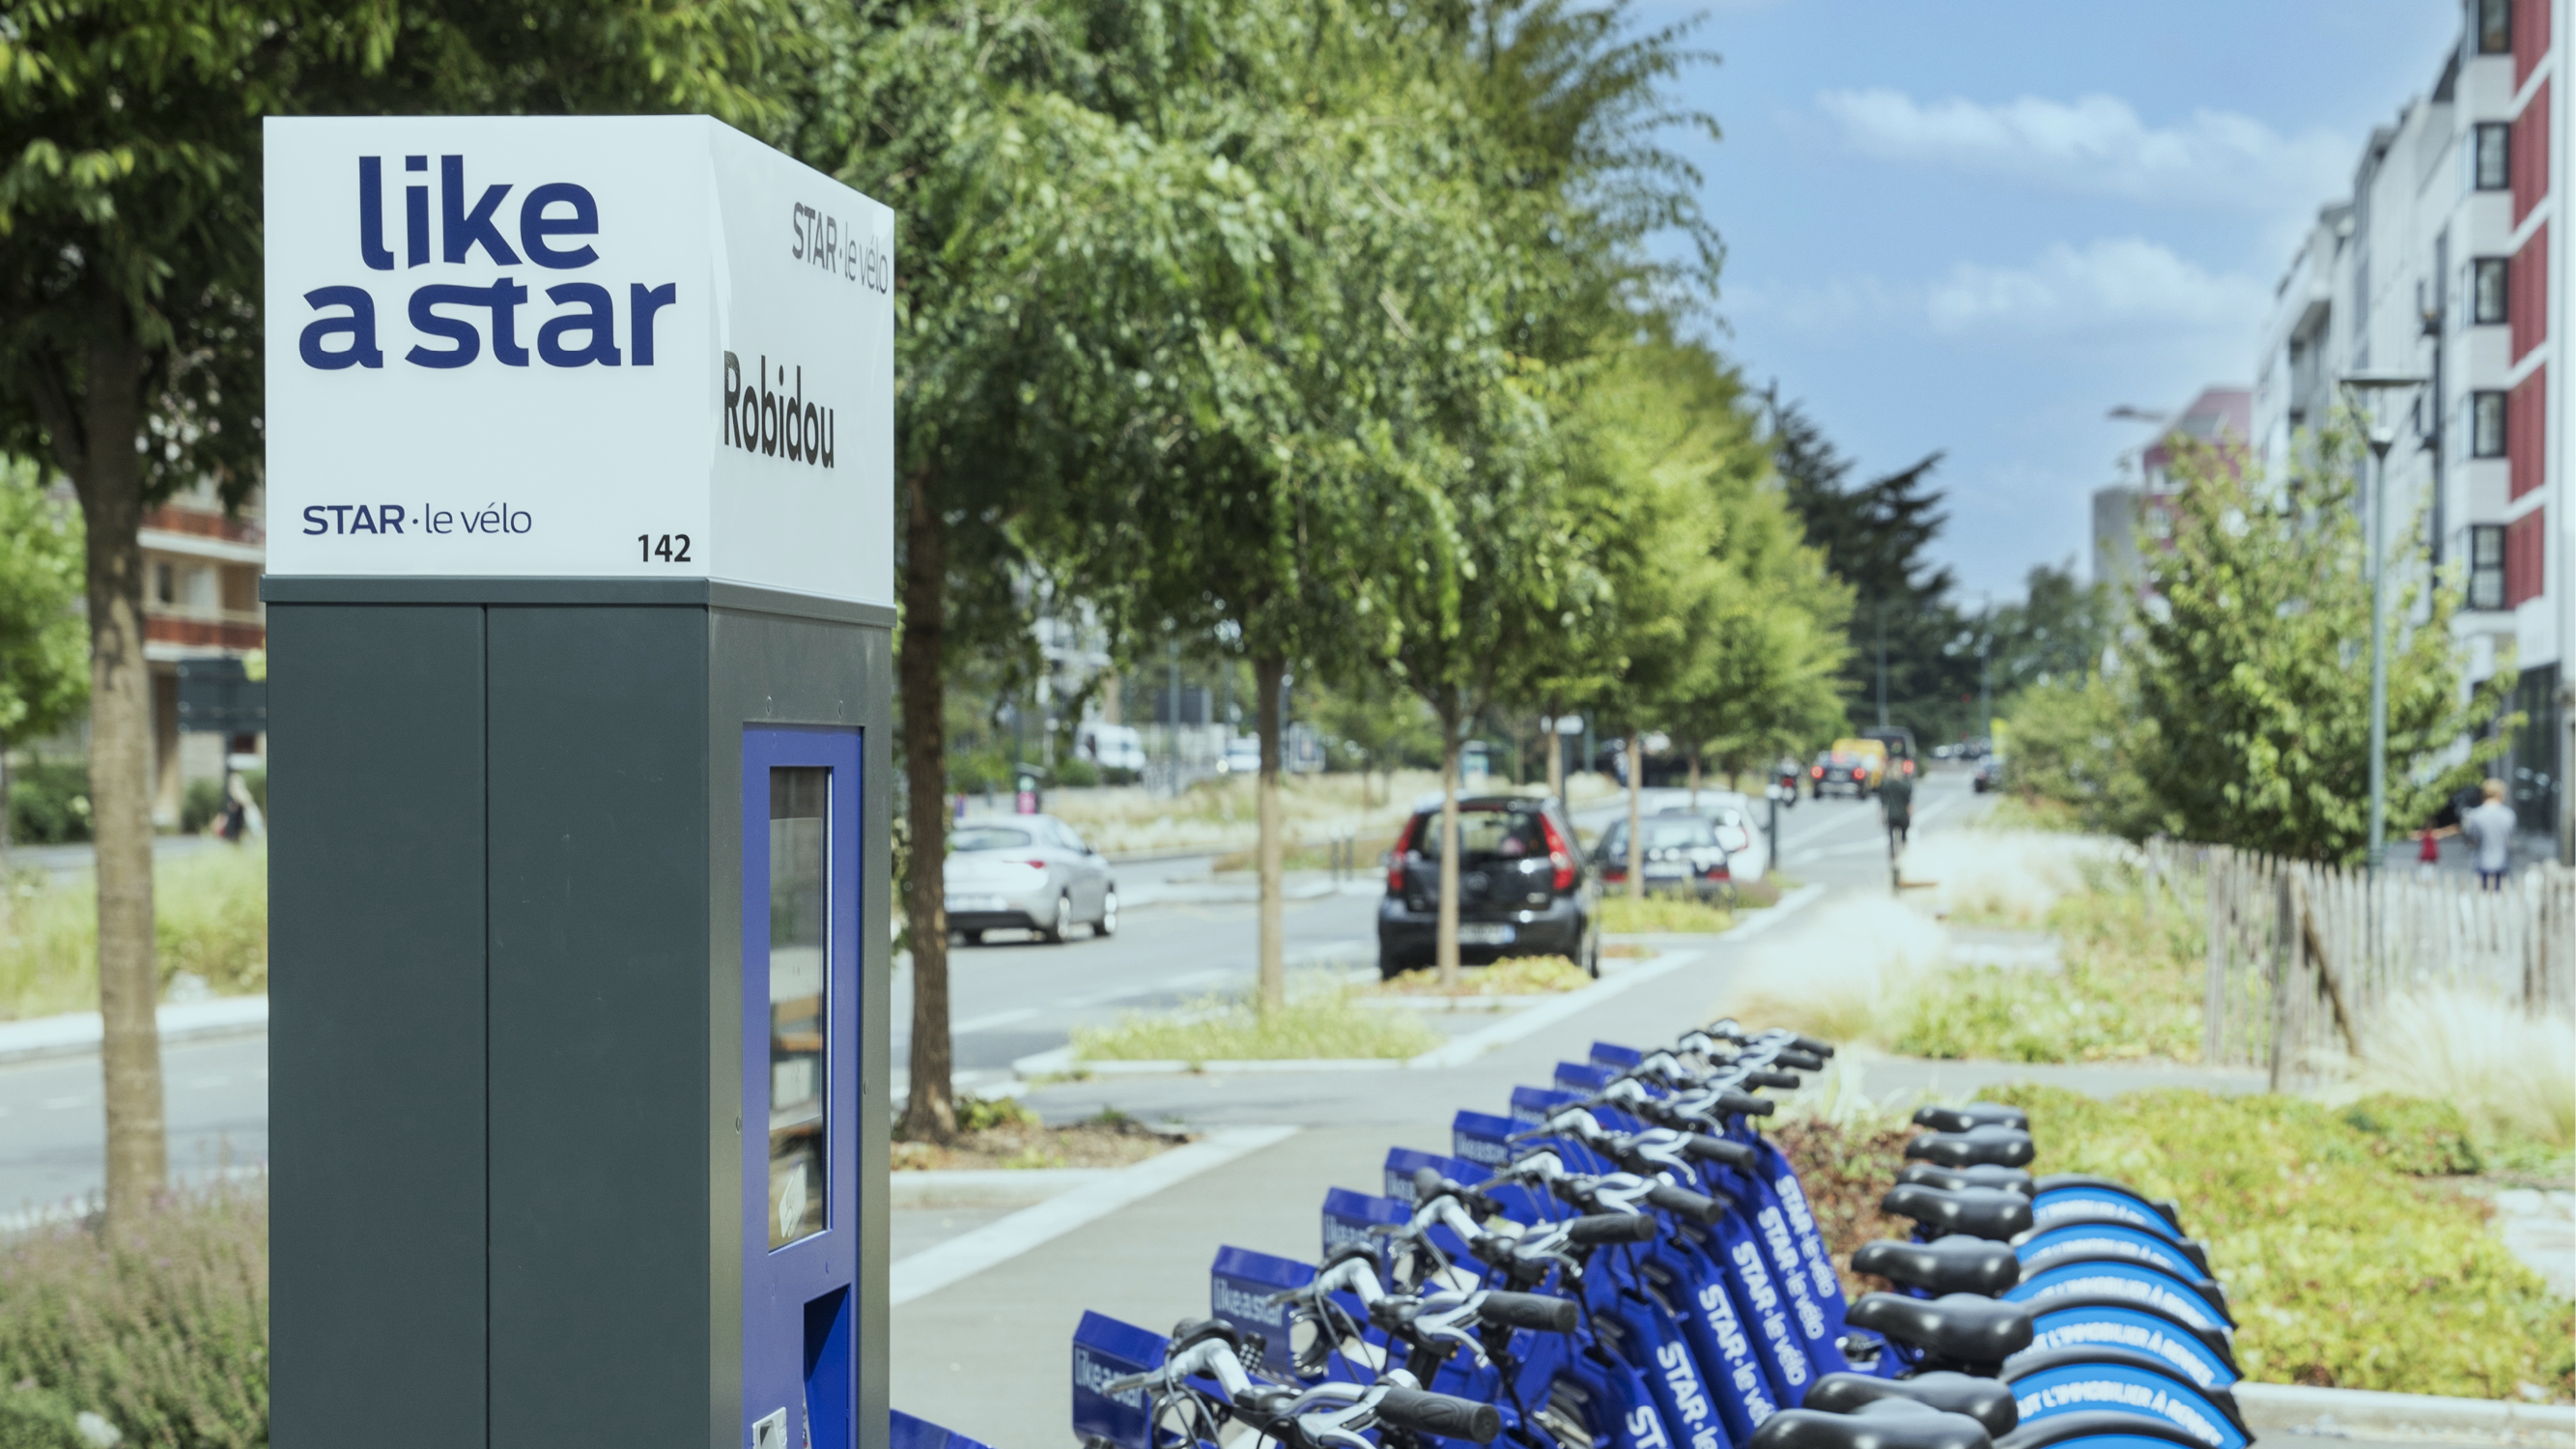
[899,1020,2249,1449]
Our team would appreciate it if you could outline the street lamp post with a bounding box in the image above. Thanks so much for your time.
[2338,372,2428,878]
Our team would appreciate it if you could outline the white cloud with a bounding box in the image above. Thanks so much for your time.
[1924,238,2268,339]
[1815,89,2350,212]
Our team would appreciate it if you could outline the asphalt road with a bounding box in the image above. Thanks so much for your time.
[0,767,1981,1212]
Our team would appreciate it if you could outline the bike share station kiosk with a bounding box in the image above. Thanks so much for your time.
[259,116,894,1449]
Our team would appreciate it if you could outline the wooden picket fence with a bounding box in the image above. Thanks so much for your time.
[2143,840,2575,1089]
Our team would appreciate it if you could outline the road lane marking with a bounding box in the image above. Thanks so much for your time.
[41,1096,85,1110]
[953,1008,1039,1034]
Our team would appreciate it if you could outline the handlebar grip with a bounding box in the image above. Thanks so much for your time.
[1789,1034,1836,1058]
[1741,1069,1799,1090]
[1645,1182,1726,1226]
[1567,1212,1660,1244]
[1770,1047,1826,1072]
[1475,1291,1580,1334]
[1714,1087,1776,1118]
[1374,1387,1503,1445]
[1684,1134,1756,1169]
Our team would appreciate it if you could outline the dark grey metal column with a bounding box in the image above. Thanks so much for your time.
[269,579,893,1449]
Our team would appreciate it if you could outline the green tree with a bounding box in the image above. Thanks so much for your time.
[1769,395,1977,740]
[1986,559,2118,700]
[0,0,797,1227]
[2132,431,2512,863]
[0,462,90,856]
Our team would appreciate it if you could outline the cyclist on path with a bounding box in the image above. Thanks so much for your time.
[1880,762,1915,851]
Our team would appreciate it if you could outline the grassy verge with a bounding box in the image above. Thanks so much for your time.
[1597,894,1735,934]
[1072,975,1441,1062]
[892,1100,1191,1169]
[0,846,269,1020]
[1889,857,2202,1062]
[1212,834,1399,874]
[1364,954,1589,997]
[1990,1085,2573,1398]
[0,1179,268,1449]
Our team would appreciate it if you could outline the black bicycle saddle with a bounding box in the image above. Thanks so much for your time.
[1748,1398,1995,1449]
[1905,1125,2037,1169]
[1853,1236,2022,1296]
[1913,1102,2030,1133]
[1995,1410,2211,1449]
[1899,1162,2034,1195]
[1844,1293,2035,1371]
[1803,1372,2019,1437]
[1881,1183,2034,1241]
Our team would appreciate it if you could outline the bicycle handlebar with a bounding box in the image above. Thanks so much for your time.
[1565,1211,1660,1244]
[1373,1386,1502,1444]
[1681,1132,1756,1169]
[1645,1181,1726,1225]
[1474,1290,1580,1333]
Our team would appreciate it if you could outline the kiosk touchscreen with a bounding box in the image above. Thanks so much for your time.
[261,116,893,1449]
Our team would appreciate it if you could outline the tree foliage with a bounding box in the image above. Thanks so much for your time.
[2129,431,2510,862]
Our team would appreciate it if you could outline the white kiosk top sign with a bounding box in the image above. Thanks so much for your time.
[265,116,892,607]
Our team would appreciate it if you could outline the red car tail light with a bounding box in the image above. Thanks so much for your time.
[1539,812,1579,892]
[1388,815,1421,894]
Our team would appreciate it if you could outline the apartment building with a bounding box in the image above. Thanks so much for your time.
[2250,0,2572,863]
[140,481,268,825]
[2092,388,2251,605]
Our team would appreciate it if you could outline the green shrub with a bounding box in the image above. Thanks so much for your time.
[154,846,269,996]
[6,760,91,846]
[1073,977,1440,1062]
[1888,856,2202,1063]
[0,1180,269,1449]
[1054,757,1101,788]
[179,779,225,836]
[0,1386,84,1449]
[0,846,268,1019]
[2340,1094,2482,1176]
[1980,1084,2573,1398]
[1596,894,1734,934]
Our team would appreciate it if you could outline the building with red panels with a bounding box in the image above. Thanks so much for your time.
[139,480,267,826]
[2250,0,2570,864]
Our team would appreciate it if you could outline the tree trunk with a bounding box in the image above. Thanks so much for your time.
[896,469,956,1142]
[1436,713,1462,988]
[1544,706,1565,807]
[1626,730,1645,902]
[1687,749,1701,810]
[1254,654,1286,1013]
[65,327,165,1231]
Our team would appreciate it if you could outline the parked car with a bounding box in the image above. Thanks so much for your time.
[1592,812,1735,902]
[1216,735,1263,775]
[944,813,1118,944]
[1811,742,1883,799]
[1665,793,1768,882]
[1973,753,2005,793]
[1378,794,1598,979]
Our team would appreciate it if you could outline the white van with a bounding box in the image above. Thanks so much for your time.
[1076,722,1147,777]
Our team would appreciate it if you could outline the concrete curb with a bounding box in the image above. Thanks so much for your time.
[889,1125,1298,1305]
[1022,882,1827,1080]
[890,1168,1117,1209]
[2234,1382,2576,1445]
[0,995,269,1066]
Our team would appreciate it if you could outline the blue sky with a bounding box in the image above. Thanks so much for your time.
[1645,0,2463,603]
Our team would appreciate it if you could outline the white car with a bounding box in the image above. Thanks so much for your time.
[943,813,1118,944]
[1216,736,1262,774]
[1668,792,1769,882]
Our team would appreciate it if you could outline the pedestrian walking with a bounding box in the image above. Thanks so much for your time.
[1880,764,1913,851]
[2460,779,2518,892]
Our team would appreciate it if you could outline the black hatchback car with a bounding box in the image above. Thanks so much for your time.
[1377,795,1599,980]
